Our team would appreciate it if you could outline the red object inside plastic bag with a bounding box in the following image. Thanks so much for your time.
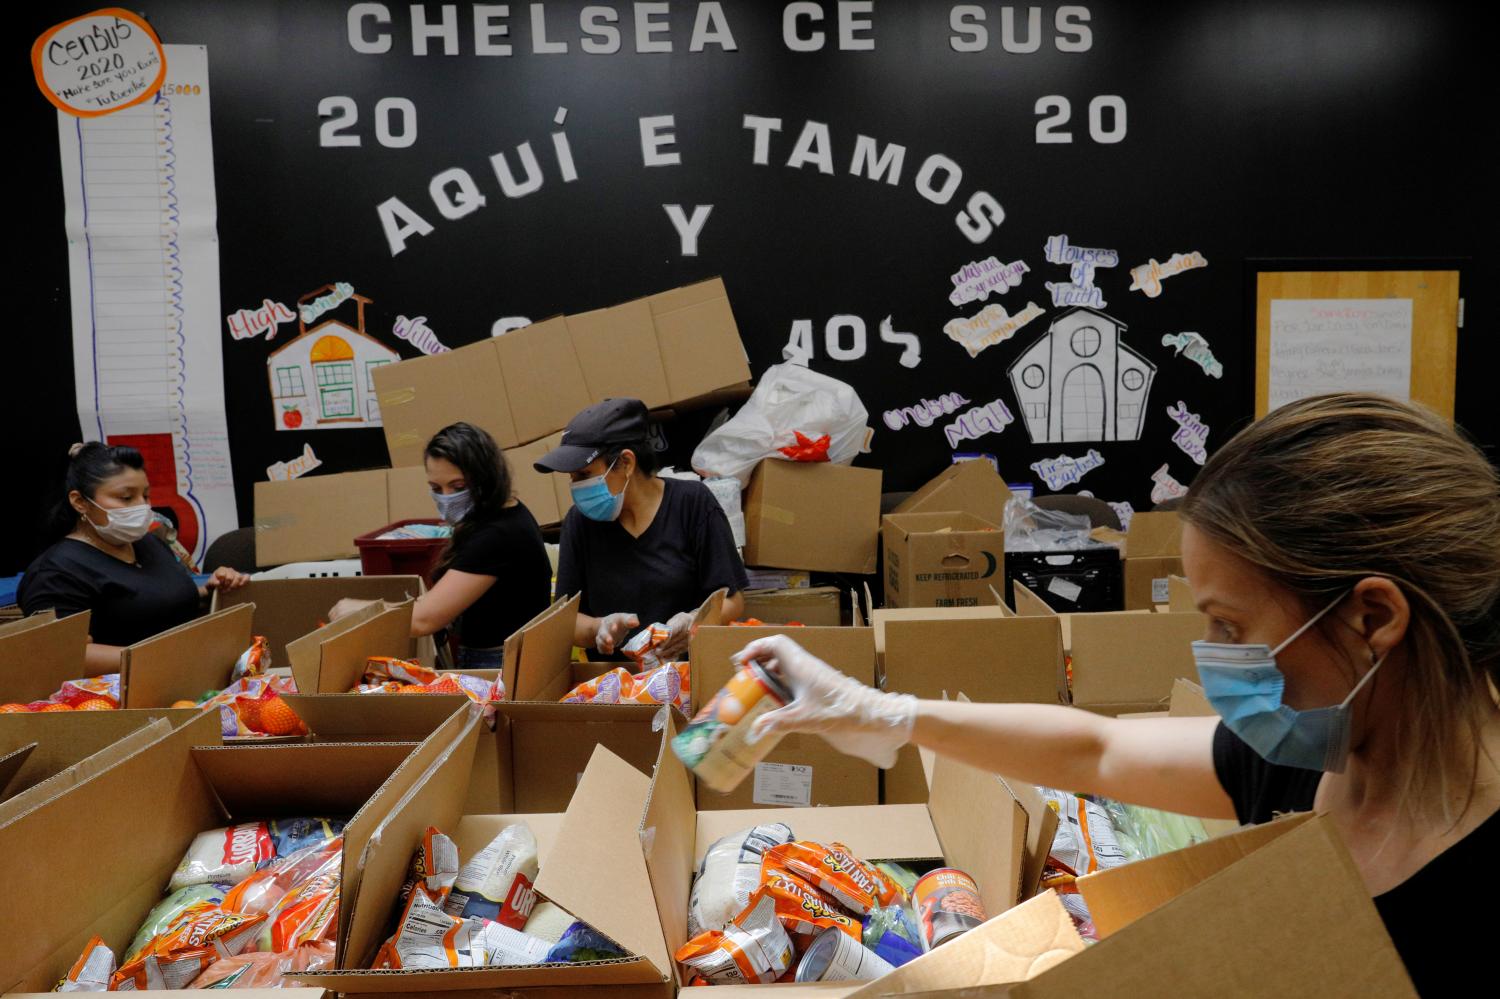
[777,432,832,463]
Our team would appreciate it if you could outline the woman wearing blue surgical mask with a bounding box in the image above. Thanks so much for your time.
[329,422,551,668]
[19,442,250,673]
[537,398,748,660]
[730,395,1499,996]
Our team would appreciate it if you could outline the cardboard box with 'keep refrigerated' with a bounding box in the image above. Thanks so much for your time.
[742,460,883,575]
[881,511,1004,608]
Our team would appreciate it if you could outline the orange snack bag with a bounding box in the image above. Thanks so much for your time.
[111,905,266,989]
[57,935,114,991]
[758,867,861,945]
[560,662,690,711]
[760,842,904,916]
[675,889,794,985]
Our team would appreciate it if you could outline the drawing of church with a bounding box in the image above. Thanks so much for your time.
[265,286,398,431]
[1005,306,1157,444]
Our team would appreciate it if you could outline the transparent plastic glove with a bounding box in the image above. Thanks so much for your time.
[735,635,917,769]
[595,613,640,655]
[656,611,699,660]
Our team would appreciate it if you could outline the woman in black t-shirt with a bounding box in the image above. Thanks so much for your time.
[730,395,1499,997]
[330,422,552,669]
[19,443,250,672]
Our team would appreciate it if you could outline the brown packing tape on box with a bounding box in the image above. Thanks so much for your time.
[120,603,254,709]
[0,610,93,705]
[893,458,1014,527]
[212,574,430,666]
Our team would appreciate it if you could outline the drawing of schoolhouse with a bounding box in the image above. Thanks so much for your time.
[1006,306,1157,444]
[265,286,398,431]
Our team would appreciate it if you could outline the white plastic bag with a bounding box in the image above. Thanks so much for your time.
[691,364,870,485]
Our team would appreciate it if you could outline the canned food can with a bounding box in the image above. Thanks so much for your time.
[794,926,896,983]
[670,661,792,793]
[912,868,986,951]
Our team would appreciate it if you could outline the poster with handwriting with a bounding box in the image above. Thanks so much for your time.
[1268,299,1413,410]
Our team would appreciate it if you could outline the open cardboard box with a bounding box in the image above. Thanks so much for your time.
[741,586,842,627]
[373,277,752,465]
[1121,511,1184,611]
[212,575,434,666]
[0,703,469,993]
[742,460,883,575]
[0,717,182,827]
[254,465,434,566]
[643,712,1081,993]
[881,511,1004,609]
[689,624,878,809]
[892,459,1014,528]
[118,603,260,711]
[298,702,678,998]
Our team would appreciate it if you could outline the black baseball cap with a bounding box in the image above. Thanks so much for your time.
[534,398,649,473]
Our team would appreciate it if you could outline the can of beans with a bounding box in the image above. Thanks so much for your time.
[912,868,987,951]
[670,660,792,793]
[794,926,896,983]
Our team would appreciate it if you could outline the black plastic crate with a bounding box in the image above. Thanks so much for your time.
[1005,548,1123,613]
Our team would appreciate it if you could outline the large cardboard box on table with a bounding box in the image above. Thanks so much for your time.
[0,702,466,993]
[741,586,842,627]
[892,458,1013,527]
[505,431,575,528]
[1122,510,1184,610]
[690,624,878,809]
[742,460,883,575]
[254,464,434,566]
[881,512,1004,608]
[373,277,752,466]
[212,574,433,665]
[298,703,678,998]
[874,599,1064,804]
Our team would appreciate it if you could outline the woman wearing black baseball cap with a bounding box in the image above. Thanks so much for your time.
[536,398,748,659]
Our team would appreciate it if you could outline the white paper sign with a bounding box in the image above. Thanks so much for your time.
[1151,578,1171,604]
[1047,577,1083,603]
[754,762,813,807]
[1268,299,1412,410]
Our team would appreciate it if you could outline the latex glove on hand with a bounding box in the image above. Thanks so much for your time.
[595,612,640,655]
[655,611,699,660]
[734,634,917,769]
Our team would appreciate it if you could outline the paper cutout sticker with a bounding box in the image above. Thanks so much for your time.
[227,299,296,342]
[267,284,398,431]
[1042,235,1117,309]
[1166,401,1210,465]
[949,257,1030,307]
[393,314,452,355]
[1161,332,1223,379]
[944,302,1046,359]
[265,443,323,482]
[32,8,166,117]
[1129,252,1208,298]
[1031,449,1105,491]
[1150,464,1189,504]
[883,392,971,431]
[944,399,1016,448]
[1007,306,1157,445]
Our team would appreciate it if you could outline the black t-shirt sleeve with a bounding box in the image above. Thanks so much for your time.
[1212,721,1322,825]
[448,519,514,578]
[689,487,749,597]
[554,510,585,609]
[18,556,98,619]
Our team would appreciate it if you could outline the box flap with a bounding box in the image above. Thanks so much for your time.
[281,691,467,740]
[696,805,942,864]
[374,338,519,464]
[493,316,593,445]
[505,593,581,701]
[502,701,675,813]
[743,587,843,628]
[1168,678,1214,717]
[1167,574,1195,612]
[1124,511,1182,559]
[1005,778,1058,900]
[254,469,392,565]
[893,459,1014,527]
[641,713,700,983]
[1010,582,1056,618]
[285,600,387,695]
[743,461,883,575]
[647,277,751,402]
[213,575,427,666]
[845,891,1084,997]
[0,721,172,825]
[927,752,1028,915]
[0,743,35,796]
[568,299,671,409]
[313,601,415,693]
[1068,612,1205,707]
[122,604,253,708]
[535,744,669,979]
[0,610,91,704]
[190,742,417,817]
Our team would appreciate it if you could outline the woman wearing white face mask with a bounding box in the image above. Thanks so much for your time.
[328,422,552,668]
[732,395,1499,996]
[537,398,748,660]
[19,442,250,673]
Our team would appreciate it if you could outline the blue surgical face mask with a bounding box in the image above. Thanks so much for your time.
[571,458,629,522]
[433,489,473,524]
[1192,590,1386,773]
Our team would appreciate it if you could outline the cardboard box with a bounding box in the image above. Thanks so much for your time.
[1123,511,1184,610]
[881,512,1004,608]
[0,717,178,826]
[299,704,678,997]
[0,703,466,993]
[114,604,257,709]
[690,625,878,809]
[642,713,1076,992]
[1168,573,1196,612]
[504,432,575,528]
[740,586,842,627]
[0,611,98,704]
[254,465,435,566]
[0,708,197,800]
[892,458,1013,527]
[875,604,1065,804]
[742,460,882,574]
[374,277,751,464]
[212,574,431,665]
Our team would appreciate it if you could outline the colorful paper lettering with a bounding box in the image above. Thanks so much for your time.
[944,399,1016,448]
[883,393,972,431]
[1129,252,1208,298]
[1161,332,1223,379]
[949,256,1030,307]
[943,302,1045,358]
[1030,449,1105,491]
[1150,463,1189,504]
[1166,401,1210,465]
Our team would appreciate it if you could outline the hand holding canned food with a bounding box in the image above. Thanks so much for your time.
[733,635,917,769]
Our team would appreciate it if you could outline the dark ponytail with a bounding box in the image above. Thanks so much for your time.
[47,442,146,541]
[424,422,513,576]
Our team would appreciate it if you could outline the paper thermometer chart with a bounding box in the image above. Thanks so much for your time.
[57,45,236,563]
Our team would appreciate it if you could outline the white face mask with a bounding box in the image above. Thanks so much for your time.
[85,496,153,544]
